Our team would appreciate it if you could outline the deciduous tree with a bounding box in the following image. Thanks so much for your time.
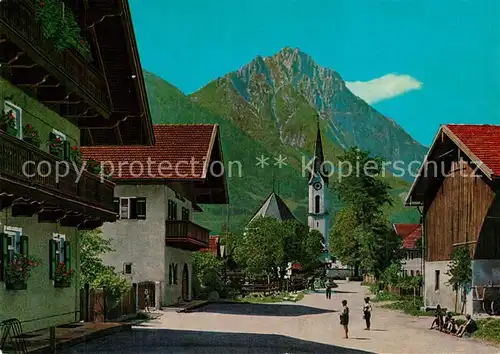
[80,229,130,301]
[446,245,472,313]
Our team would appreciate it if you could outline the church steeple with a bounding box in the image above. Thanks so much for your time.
[311,118,328,184]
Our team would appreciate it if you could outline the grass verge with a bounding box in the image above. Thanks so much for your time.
[474,318,500,343]
[234,291,306,303]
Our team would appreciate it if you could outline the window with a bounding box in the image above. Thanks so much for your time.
[123,263,132,275]
[51,129,71,159]
[169,263,178,285]
[168,200,177,220]
[410,270,414,276]
[114,197,146,220]
[4,101,22,138]
[0,227,27,282]
[173,264,178,284]
[416,270,420,276]
[435,270,440,291]
[50,234,71,280]
[314,195,320,214]
[410,252,414,260]
[182,207,190,221]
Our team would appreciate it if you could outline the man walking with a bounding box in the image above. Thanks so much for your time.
[325,278,332,299]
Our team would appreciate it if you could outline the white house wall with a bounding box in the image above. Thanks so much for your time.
[101,184,167,291]
[164,247,193,306]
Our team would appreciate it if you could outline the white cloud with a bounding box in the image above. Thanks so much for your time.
[345,73,422,104]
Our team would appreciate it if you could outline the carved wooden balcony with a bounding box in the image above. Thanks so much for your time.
[0,0,111,118]
[0,132,116,223]
[165,220,210,250]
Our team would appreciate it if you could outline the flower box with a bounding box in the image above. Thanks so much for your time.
[54,280,71,288]
[23,124,41,147]
[5,281,27,291]
[5,252,41,291]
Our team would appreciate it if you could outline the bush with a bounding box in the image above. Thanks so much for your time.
[474,318,500,343]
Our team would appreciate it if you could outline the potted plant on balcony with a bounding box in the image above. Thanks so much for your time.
[23,123,41,147]
[54,261,74,288]
[86,159,102,175]
[1,110,18,137]
[47,134,64,158]
[35,0,93,61]
[5,253,41,290]
[70,145,83,166]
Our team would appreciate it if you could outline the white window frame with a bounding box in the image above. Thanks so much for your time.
[4,226,22,257]
[119,197,136,219]
[52,129,67,141]
[4,101,23,139]
[52,233,66,263]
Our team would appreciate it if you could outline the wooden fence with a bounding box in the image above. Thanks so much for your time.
[80,283,137,322]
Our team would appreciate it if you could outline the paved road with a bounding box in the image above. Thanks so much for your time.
[71,281,500,353]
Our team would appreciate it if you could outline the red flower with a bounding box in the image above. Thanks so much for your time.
[27,124,32,129]
[80,39,85,45]
[56,137,61,142]
[72,146,78,151]
[51,143,56,147]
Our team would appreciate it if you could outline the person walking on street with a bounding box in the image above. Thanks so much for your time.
[363,297,372,330]
[340,300,349,338]
[325,278,332,299]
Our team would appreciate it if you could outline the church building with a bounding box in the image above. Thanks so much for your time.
[308,122,331,264]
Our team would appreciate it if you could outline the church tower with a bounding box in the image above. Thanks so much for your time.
[308,120,330,262]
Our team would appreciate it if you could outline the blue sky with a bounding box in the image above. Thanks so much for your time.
[129,0,500,146]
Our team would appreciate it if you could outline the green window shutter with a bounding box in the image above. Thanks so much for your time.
[63,140,71,160]
[0,233,8,282]
[49,240,57,279]
[136,197,146,219]
[64,241,71,272]
[20,235,29,255]
[113,198,120,215]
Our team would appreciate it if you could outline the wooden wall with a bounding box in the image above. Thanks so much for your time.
[425,161,495,261]
[475,196,500,259]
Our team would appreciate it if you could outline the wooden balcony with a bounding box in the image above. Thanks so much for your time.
[0,132,116,225]
[165,220,210,251]
[0,0,110,118]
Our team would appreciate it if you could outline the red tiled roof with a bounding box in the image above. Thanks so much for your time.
[394,224,422,249]
[445,124,500,177]
[81,124,217,180]
[393,223,419,237]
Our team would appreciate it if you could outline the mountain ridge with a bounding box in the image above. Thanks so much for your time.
[191,47,427,172]
[144,47,422,232]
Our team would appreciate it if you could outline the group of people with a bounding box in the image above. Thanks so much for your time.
[430,305,478,337]
[338,297,372,339]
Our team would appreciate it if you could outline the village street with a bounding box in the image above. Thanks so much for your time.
[70,281,500,353]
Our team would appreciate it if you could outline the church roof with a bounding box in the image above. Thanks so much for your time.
[249,192,298,224]
[309,120,329,184]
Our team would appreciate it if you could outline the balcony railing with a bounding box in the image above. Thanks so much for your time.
[165,220,210,249]
[0,0,109,110]
[0,132,114,212]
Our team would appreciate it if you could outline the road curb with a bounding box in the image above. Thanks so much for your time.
[31,323,132,353]
[177,301,209,313]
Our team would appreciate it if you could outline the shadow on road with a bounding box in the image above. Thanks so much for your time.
[70,328,376,353]
[189,303,335,316]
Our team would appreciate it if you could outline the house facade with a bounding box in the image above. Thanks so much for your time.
[0,0,152,332]
[406,124,500,314]
[394,223,422,276]
[81,124,228,307]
